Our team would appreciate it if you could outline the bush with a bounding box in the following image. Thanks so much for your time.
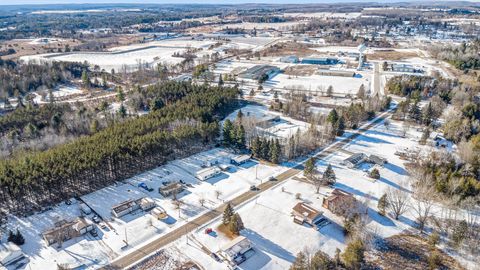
[369,168,380,179]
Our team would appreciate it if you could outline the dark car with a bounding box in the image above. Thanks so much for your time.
[250,185,258,191]
[90,229,98,237]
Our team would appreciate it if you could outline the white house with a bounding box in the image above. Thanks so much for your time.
[0,242,25,266]
[195,167,221,181]
[220,236,252,265]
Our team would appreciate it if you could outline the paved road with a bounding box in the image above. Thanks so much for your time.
[106,109,393,270]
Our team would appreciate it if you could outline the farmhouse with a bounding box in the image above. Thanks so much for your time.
[301,57,339,65]
[230,154,251,166]
[220,236,253,265]
[238,65,280,81]
[111,197,156,218]
[196,167,221,181]
[342,153,367,168]
[322,189,357,217]
[292,202,323,226]
[159,182,184,197]
[42,218,94,246]
[0,242,25,266]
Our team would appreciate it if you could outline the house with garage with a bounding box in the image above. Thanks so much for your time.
[42,218,94,246]
[220,236,253,266]
[111,197,156,218]
[292,202,324,226]
[195,166,221,181]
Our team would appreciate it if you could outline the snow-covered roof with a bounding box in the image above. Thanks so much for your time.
[0,242,24,266]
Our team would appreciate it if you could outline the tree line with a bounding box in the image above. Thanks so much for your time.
[0,81,240,215]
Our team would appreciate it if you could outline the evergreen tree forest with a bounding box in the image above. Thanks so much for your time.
[0,81,240,215]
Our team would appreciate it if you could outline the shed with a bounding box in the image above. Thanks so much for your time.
[342,153,367,168]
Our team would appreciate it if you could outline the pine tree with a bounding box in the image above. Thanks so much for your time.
[7,230,15,243]
[422,102,434,126]
[304,157,316,180]
[218,74,224,86]
[223,202,235,225]
[290,251,308,270]
[342,238,365,270]
[323,164,336,185]
[377,193,388,216]
[229,213,244,235]
[409,101,421,122]
[81,70,90,88]
[235,124,246,149]
[335,116,345,136]
[223,119,234,146]
[102,73,108,89]
[270,139,281,164]
[251,136,261,158]
[15,229,25,245]
[327,109,339,125]
[118,104,127,118]
[369,168,380,179]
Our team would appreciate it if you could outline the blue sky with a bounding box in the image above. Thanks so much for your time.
[2,0,475,5]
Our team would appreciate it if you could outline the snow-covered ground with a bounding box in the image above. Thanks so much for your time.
[264,72,370,97]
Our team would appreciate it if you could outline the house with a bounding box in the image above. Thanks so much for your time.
[0,242,25,266]
[322,189,357,217]
[230,154,251,166]
[42,218,94,246]
[368,155,387,166]
[159,182,184,197]
[139,197,156,211]
[220,236,253,265]
[112,199,139,218]
[342,153,367,168]
[151,206,168,220]
[111,197,156,218]
[196,167,221,181]
[292,202,323,226]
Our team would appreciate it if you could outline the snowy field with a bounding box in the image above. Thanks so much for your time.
[20,38,216,72]
[264,72,370,97]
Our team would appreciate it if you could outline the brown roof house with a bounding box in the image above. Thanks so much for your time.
[292,202,323,226]
[322,189,358,217]
[42,218,94,246]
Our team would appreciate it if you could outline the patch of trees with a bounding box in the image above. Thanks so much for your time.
[385,75,456,97]
[7,229,25,246]
[0,59,87,98]
[222,202,244,236]
[432,40,480,71]
[250,136,281,164]
[222,116,246,150]
[0,82,240,215]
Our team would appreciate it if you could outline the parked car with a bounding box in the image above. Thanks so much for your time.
[268,176,277,181]
[92,215,101,223]
[90,229,98,237]
[250,185,258,191]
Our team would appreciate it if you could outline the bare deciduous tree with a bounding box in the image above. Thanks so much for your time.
[387,186,409,220]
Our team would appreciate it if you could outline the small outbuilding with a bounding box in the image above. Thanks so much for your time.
[368,155,387,166]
